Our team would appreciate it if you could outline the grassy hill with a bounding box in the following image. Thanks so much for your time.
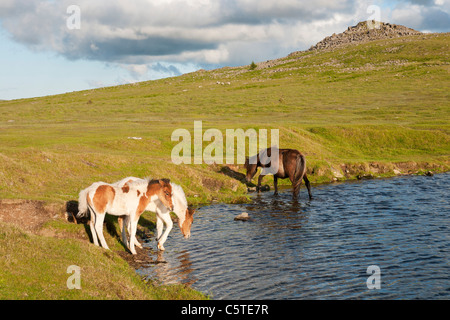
[1,32,449,205]
[0,25,449,300]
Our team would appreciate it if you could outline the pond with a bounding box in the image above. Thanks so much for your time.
[139,173,449,299]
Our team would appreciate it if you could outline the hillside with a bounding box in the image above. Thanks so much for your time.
[0,22,449,300]
[0,24,449,205]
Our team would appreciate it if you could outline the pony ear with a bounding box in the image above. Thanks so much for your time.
[160,178,170,186]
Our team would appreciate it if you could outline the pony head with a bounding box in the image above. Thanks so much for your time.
[156,179,174,212]
[244,157,258,183]
[179,207,195,239]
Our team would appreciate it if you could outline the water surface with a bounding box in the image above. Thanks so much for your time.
[140,173,449,299]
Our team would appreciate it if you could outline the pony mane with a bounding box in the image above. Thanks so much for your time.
[139,177,151,186]
[123,177,151,191]
[147,178,172,186]
[170,182,188,209]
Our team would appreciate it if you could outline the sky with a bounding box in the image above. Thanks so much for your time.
[0,0,449,100]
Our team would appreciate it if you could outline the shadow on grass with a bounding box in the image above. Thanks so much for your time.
[219,165,256,187]
[65,200,156,252]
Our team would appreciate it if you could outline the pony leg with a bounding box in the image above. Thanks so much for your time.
[118,216,128,247]
[89,209,99,246]
[257,174,265,192]
[94,213,109,250]
[156,214,164,242]
[128,218,138,255]
[120,216,134,248]
[273,175,278,195]
[128,215,143,249]
[157,213,173,251]
[303,174,313,200]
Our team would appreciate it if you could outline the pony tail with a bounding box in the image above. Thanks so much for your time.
[293,154,306,197]
[76,187,90,218]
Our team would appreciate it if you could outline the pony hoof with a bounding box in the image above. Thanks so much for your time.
[157,243,165,251]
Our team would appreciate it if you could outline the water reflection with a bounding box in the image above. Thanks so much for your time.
[148,250,198,286]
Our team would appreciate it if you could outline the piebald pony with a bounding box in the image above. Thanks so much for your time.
[77,178,173,254]
[114,177,195,251]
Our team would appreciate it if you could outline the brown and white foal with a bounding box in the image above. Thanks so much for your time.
[77,178,173,254]
[114,177,195,251]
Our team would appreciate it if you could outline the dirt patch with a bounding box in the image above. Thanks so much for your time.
[202,177,224,192]
[116,245,157,269]
[0,199,62,232]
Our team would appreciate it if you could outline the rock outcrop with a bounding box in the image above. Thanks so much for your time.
[307,21,422,52]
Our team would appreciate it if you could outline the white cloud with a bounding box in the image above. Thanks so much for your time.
[0,0,448,75]
[391,4,424,26]
[0,0,362,65]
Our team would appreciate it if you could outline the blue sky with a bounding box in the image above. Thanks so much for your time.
[0,0,448,100]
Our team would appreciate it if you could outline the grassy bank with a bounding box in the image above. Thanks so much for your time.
[0,202,206,300]
[0,33,449,299]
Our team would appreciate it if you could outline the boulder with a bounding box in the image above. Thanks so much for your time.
[234,212,250,221]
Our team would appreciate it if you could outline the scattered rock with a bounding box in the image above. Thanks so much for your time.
[425,171,434,176]
[247,185,270,192]
[331,168,344,179]
[357,173,375,180]
[234,212,250,221]
[202,177,224,192]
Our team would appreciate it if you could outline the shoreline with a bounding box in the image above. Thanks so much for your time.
[0,166,447,299]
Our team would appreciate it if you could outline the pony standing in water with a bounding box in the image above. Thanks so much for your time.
[245,147,312,200]
[114,177,195,251]
[77,178,173,255]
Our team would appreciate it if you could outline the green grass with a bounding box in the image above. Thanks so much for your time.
[1,33,448,203]
[0,218,206,300]
[0,33,449,299]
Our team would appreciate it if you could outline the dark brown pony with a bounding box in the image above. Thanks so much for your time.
[244,147,312,199]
